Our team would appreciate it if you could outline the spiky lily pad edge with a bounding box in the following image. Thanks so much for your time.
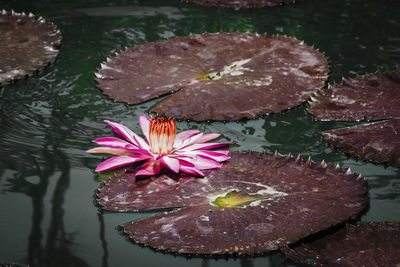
[95,151,368,257]
[95,31,329,122]
[95,150,364,212]
[307,69,400,122]
[320,119,400,167]
[280,221,400,266]
[0,9,62,84]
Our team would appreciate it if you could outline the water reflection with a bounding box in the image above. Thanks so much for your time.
[368,169,400,202]
[3,145,89,267]
[97,213,109,267]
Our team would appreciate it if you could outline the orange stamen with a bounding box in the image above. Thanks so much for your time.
[149,116,176,155]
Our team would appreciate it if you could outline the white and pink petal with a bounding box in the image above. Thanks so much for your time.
[93,137,138,150]
[178,149,230,162]
[178,161,204,177]
[174,129,200,148]
[105,120,150,150]
[174,133,204,150]
[194,133,221,144]
[139,115,151,143]
[95,155,149,172]
[178,142,231,152]
[86,147,134,156]
[136,159,162,177]
[160,156,180,173]
[174,154,221,170]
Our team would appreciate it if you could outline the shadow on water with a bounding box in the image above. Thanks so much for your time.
[97,213,109,267]
[3,146,90,267]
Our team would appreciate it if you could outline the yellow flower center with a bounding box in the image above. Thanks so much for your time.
[149,116,176,155]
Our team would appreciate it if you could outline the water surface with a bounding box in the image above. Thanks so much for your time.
[0,0,399,266]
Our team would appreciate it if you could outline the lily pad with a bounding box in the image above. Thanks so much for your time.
[182,0,296,8]
[98,151,367,255]
[282,222,400,266]
[0,10,61,84]
[322,119,400,167]
[307,69,400,166]
[95,32,329,121]
[308,69,400,121]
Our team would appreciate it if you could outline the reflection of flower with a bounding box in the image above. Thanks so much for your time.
[87,115,230,176]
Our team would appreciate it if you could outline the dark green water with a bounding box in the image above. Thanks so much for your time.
[0,0,399,266]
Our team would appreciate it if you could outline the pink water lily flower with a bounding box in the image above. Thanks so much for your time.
[87,115,231,176]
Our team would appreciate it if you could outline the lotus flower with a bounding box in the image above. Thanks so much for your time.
[87,115,231,176]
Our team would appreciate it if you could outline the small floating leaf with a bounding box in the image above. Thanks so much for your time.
[95,32,329,121]
[308,69,400,121]
[98,151,367,255]
[282,222,400,266]
[0,10,62,83]
[322,119,400,167]
[308,69,400,166]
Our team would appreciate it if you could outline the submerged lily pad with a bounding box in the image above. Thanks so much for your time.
[308,69,400,121]
[282,222,400,266]
[98,152,367,255]
[0,10,62,84]
[95,32,329,121]
[322,119,400,167]
[182,0,296,8]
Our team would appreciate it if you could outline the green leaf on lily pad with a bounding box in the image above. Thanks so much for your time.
[212,190,266,207]
[97,151,368,255]
[95,32,329,121]
[0,10,61,84]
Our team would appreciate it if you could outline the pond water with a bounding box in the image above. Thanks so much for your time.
[0,0,399,266]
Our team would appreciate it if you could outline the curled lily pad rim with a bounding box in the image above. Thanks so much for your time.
[321,118,400,167]
[307,69,400,122]
[0,9,62,84]
[281,221,400,266]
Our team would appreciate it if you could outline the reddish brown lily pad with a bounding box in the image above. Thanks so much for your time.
[95,32,329,121]
[322,119,400,167]
[308,69,400,121]
[98,152,367,255]
[0,10,61,84]
[307,69,400,166]
[182,0,296,8]
[282,222,400,266]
